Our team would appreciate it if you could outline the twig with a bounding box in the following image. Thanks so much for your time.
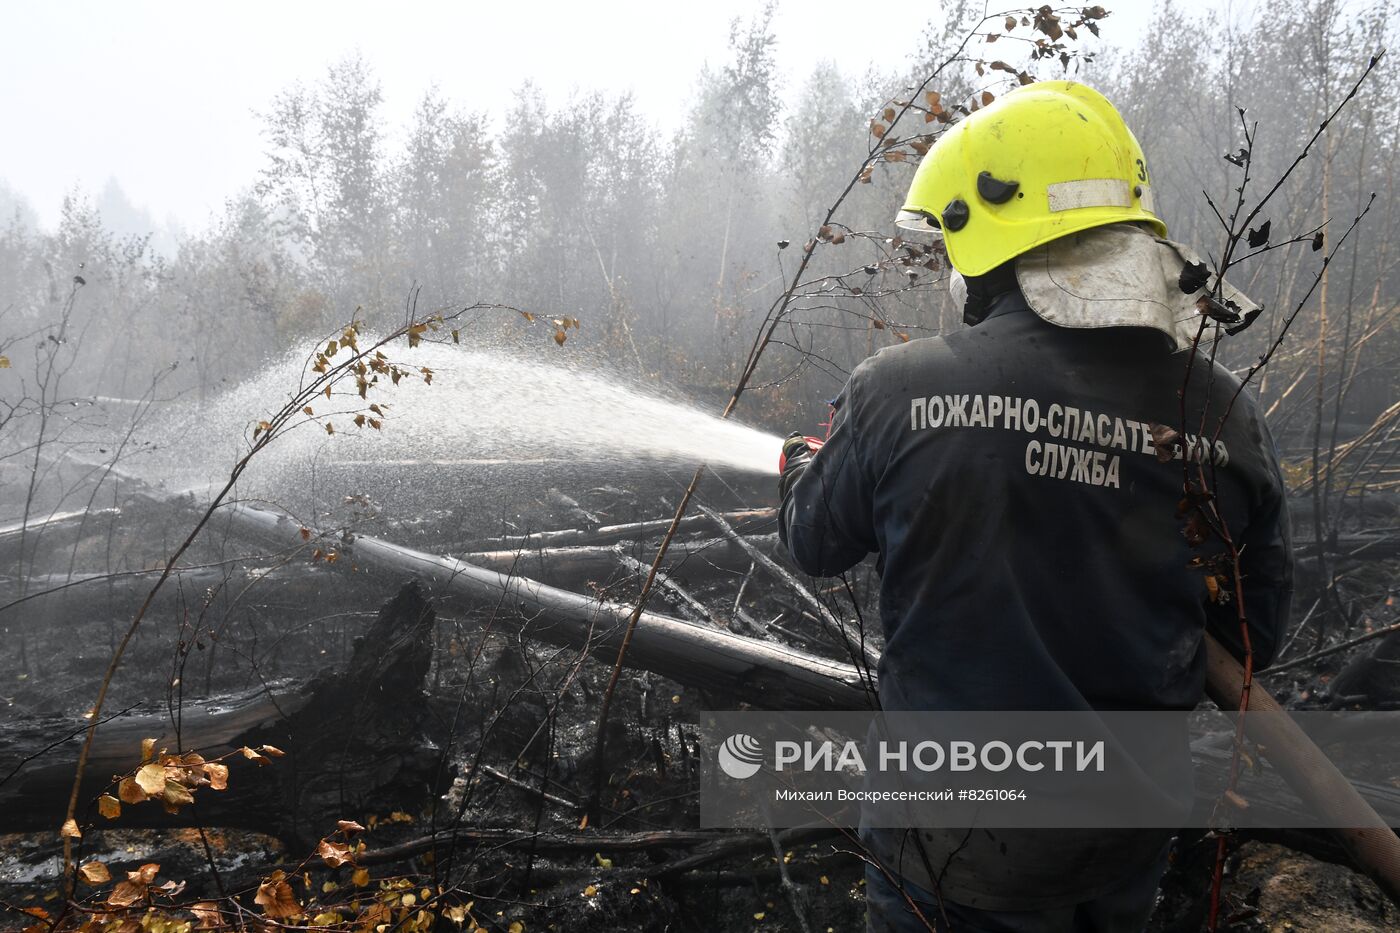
[358,828,756,866]
[612,546,721,627]
[698,503,878,673]
[479,764,582,811]
[768,827,815,933]
[1260,618,1400,677]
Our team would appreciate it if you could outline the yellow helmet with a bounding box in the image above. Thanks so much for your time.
[896,80,1166,277]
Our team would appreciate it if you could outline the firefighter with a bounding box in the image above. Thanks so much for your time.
[777,81,1292,931]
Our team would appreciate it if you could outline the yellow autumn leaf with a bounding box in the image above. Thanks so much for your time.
[163,779,195,808]
[352,867,370,887]
[593,853,612,869]
[583,885,597,897]
[97,794,121,819]
[135,762,166,796]
[508,922,524,933]
[0,355,9,368]
[141,737,157,762]
[60,818,81,839]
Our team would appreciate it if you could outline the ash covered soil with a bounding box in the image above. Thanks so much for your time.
[0,461,1394,930]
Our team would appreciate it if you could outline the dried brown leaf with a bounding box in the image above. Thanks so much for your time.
[204,762,229,791]
[79,861,111,884]
[118,776,148,804]
[190,902,223,929]
[1148,423,1181,463]
[317,837,355,868]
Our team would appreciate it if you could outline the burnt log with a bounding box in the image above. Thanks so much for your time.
[1294,531,1400,562]
[0,508,121,571]
[458,534,775,587]
[1327,630,1400,709]
[465,508,778,552]
[3,563,362,629]
[215,500,872,710]
[0,581,446,849]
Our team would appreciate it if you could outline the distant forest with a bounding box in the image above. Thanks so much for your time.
[1,0,1394,452]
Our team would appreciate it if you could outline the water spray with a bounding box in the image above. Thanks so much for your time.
[129,342,786,493]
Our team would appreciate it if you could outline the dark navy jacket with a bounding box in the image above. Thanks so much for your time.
[778,293,1293,908]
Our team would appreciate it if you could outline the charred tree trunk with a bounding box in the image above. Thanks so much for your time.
[459,534,774,586]
[464,508,778,551]
[0,582,446,849]
[213,500,872,710]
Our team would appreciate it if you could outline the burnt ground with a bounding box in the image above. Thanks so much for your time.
[1,460,1397,931]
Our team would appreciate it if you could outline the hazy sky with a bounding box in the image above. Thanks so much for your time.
[1,1,1231,233]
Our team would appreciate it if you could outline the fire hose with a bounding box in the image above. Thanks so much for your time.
[1203,633,1400,903]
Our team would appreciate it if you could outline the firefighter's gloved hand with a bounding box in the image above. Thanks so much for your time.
[778,432,823,500]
